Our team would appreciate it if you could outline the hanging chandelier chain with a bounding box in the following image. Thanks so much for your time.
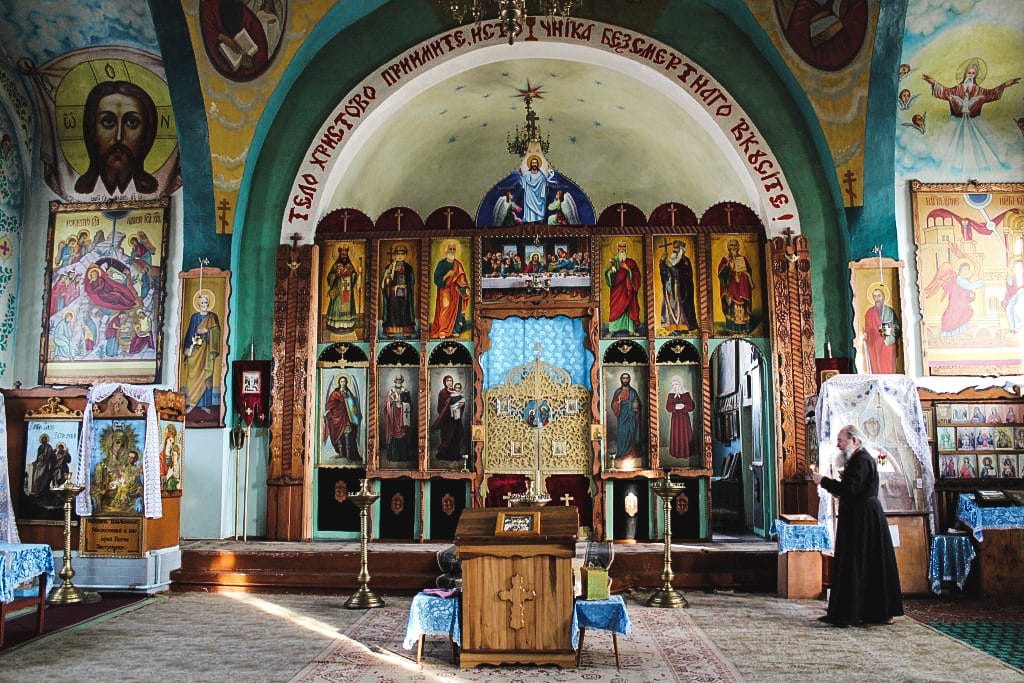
[442,0,580,44]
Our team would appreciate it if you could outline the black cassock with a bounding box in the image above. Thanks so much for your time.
[820,448,903,624]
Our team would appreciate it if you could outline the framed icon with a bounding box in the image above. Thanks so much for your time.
[495,510,540,535]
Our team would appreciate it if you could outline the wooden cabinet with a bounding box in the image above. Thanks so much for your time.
[886,512,930,595]
[456,506,577,669]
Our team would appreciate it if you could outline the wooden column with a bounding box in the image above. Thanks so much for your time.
[268,243,316,540]
[765,236,817,487]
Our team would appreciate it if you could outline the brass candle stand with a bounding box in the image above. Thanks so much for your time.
[344,479,384,609]
[647,474,688,608]
[48,480,101,605]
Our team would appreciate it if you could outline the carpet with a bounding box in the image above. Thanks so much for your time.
[292,595,743,682]
[926,622,1024,672]
[0,593,150,653]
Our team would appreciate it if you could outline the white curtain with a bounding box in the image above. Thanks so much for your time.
[0,393,19,543]
[814,374,935,534]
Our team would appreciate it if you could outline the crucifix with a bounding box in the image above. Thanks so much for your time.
[666,203,677,227]
[341,210,350,232]
[444,206,454,229]
[497,574,536,630]
[617,203,627,228]
[560,493,574,507]
[842,169,858,205]
[393,207,403,230]
[724,204,734,226]
[287,232,302,271]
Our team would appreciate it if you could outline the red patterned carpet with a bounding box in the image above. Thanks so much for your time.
[0,593,147,653]
[904,595,1024,624]
[294,595,742,682]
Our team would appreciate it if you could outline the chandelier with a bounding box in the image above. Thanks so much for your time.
[507,80,550,156]
[442,0,580,45]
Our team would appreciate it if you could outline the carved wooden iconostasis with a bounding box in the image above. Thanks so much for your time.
[264,194,818,544]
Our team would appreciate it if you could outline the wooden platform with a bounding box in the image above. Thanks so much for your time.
[171,536,778,593]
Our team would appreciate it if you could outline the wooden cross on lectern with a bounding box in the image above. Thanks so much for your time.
[498,574,535,630]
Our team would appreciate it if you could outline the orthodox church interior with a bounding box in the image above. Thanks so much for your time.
[0,0,1022,678]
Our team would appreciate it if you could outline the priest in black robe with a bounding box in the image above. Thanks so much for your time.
[811,424,903,626]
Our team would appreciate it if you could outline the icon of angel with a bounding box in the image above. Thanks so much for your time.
[547,189,580,226]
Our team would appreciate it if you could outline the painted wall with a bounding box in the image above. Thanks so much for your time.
[895,0,1024,378]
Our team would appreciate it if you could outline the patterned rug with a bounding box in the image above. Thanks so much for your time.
[925,622,1024,672]
[291,595,742,682]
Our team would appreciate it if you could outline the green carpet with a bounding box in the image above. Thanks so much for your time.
[927,621,1024,672]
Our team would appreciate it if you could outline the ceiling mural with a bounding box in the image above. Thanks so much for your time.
[746,0,879,209]
[0,0,159,68]
[327,59,747,223]
[896,0,1024,179]
[183,0,332,234]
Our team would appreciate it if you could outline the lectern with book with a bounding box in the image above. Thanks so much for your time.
[455,506,577,668]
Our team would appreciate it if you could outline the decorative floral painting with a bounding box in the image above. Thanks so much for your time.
[41,199,169,385]
[911,181,1024,375]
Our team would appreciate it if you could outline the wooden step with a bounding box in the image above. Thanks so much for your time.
[171,540,777,594]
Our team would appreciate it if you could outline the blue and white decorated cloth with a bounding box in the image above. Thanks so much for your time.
[770,519,833,553]
[402,591,461,649]
[571,594,632,650]
[0,543,56,604]
[928,534,975,594]
[956,493,1024,542]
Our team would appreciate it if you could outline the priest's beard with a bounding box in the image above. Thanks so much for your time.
[838,441,858,465]
[100,143,138,194]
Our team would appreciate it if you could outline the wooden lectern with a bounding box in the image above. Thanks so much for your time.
[456,506,577,669]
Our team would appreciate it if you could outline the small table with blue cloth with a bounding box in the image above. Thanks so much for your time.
[956,493,1024,599]
[770,519,833,553]
[0,543,56,647]
[956,493,1024,542]
[770,519,831,599]
[402,591,461,663]
[572,595,632,669]
[928,534,975,594]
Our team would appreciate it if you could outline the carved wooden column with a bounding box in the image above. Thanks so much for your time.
[268,243,316,540]
[766,235,817,485]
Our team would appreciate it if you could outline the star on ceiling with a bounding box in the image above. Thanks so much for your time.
[514,80,545,104]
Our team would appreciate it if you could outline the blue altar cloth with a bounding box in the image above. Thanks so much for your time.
[402,591,461,650]
[956,493,1024,542]
[571,595,631,650]
[0,543,55,604]
[770,519,833,553]
[928,534,975,594]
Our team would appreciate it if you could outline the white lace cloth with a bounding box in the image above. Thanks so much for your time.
[74,383,162,518]
[0,393,19,543]
[815,374,935,534]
